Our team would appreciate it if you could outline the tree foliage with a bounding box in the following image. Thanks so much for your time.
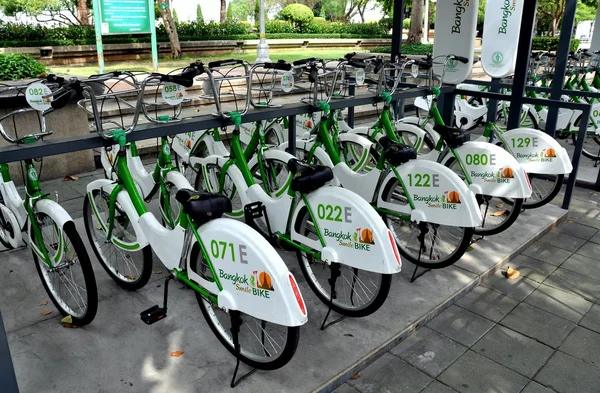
[0,0,91,26]
[281,4,314,26]
[255,0,261,23]
[196,4,204,24]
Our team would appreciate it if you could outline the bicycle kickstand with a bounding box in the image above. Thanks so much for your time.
[230,310,257,388]
[320,263,347,330]
[410,223,431,283]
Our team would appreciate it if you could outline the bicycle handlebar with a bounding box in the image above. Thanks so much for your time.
[263,60,292,71]
[207,59,246,68]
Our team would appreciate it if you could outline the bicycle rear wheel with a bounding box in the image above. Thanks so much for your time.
[570,119,600,160]
[380,176,474,269]
[0,202,17,249]
[294,206,392,317]
[83,190,153,290]
[190,245,299,370]
[32,215,98,326]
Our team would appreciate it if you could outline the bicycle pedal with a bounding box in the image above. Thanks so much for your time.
[244,202,265,220]
[140,305,167,325]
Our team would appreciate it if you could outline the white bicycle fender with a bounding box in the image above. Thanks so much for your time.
[0,203,22,248]
[191,218,307,326]
[290,187,402,274]
[414,96,433,112]
[337,132,374,172]
[128,155,155,199]
[86,179,149,248]
[0,181,27,228]
[502,128,573,175]
[277,141,340,186]
[444,142,532,199]
[165,170,194,191]
[377,160,482,227]
[34,199,72,229]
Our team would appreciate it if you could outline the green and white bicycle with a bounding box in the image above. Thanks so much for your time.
[192,59,402,319]
[64,71,308,372]
[0,77,98,326]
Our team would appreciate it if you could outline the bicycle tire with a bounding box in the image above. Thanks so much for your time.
[0,203,16,249]
[190,244,300,370]
[294,206,392,317]
[380,175,474,269]
[83,192,153,290]
[32,217,98,326]
[570,116,600,160]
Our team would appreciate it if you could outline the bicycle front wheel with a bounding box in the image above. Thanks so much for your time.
[83,190,153,290]
[380,176,474,269]
[32,214,98,326]
[294,206,392,317]
[190,245,299,370]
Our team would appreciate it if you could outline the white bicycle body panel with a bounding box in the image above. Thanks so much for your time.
[0,202,21,248]
[414,96,433,113]
[28,199,74,264]
[395,118,442,161]
[454,97,488,128]
[289,186,402,274]
[526,105,575,131]
[568,103,600,135]
[497,128,573,175]
[277,140,342,187]
[101,146,154,199]
[191,218,307,326]
[0,180,27,228]
[439,141,532,198]
[240,120,286,146]
[172,130,230,166]
[201,150,401,274]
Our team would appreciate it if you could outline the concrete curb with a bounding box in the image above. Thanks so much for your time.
[313,209,568,393]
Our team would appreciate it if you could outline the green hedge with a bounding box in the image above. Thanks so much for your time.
[370,43,433,55]
[0,53,46,80]
[531,37,580,52]
[0,20,390,48]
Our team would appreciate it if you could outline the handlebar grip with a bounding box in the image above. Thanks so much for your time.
[373,61,384,74]
[583,52,592,58]
[347,60,366,69]
[88,71,122,79]
[51,89,76,110]
[418,61,433,70]
[264,61,292,71]
[162,69,197,87]
[207,59,244,68]
[344,52,357,60]
[293,57,320,66]
[454,56,469,64]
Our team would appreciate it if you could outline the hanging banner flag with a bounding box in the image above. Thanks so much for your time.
[432,0,479,84]
[481,0,525,78]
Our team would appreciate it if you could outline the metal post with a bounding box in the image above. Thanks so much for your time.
[438,91,455,126]
[422,0,429,44]
[390,0,405,61]
[507,1,538,130]
[0,311,19,393]
[347,84,355,128]
[563,107,591,209]
[149,0,159,72]
[486,78,501,124]
[287,115,296,156]
[92,0,104,73]
[590,5,600,52]
[544,0,577,138]
[256,0,271,63]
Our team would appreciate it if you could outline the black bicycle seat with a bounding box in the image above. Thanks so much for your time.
[378,137,417,166]
[175,189,232,222]
[433,125,470,148]
[288,158,333,194]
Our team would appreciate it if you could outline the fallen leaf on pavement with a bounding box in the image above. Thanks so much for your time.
[344,333,354,337]
[40,310,53,316]
[62,323,78,329]
[124,275,137,280]
[491,210,509,217]
[153,270,163,274]
[39,300,48,306]
[504,266,520,280]
[171,351,184,357]
[60,315,73,324]
[63,175,79,181]
[350,372,362,380]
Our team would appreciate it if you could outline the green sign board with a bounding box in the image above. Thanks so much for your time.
[97,0,152,35]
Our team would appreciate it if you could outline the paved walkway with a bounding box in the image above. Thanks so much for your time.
[333,188,600,393]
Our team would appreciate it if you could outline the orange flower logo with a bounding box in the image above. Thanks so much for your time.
[254,271,274,291]
[544,148,556,158]
[358,228,375,245]
[444,191,461,204]
[500,167,514,178]
[185,139,192,149]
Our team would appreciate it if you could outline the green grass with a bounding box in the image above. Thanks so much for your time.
[49,48,369,77]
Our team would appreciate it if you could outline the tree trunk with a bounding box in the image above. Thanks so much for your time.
[407,0,423,44]
[77,0,89,25]
[220,0,227,23]
[159,4,182,59]
[551,17,558,36]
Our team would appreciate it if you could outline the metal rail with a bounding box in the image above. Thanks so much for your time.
[0,311,19,393]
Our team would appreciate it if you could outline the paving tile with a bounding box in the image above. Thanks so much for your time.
[391,327,467,378]
[346,353,431,393]
[420,380,458,393]
[481,271,539,301]
[559,327,600,369]
[590,232,600,244]
[522,241,572,266]
[580,304,600,334]
[456,286,519,323]
[538,230,586,252]
[535,351,600,393]
[471,325,554,378]
[524,284,593,323]
[555,221,598,240]
[505,255,558,283]
[332,383,360,393]
[576,242,600,260]
[521,381,556,393]
[41,180,84,201]
[543,268,600,302]
[560,253,600,282]
[437,351,529,393]
[426,305,495,347]
[500,303,576,348]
